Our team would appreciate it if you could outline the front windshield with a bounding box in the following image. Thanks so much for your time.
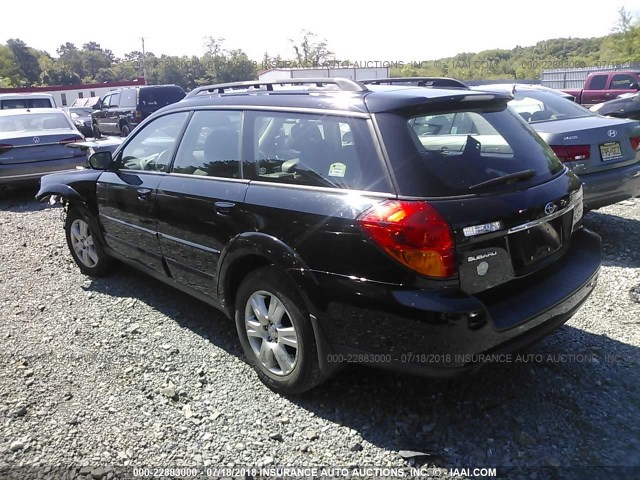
[69,108,93,116]
[508,90,594,123]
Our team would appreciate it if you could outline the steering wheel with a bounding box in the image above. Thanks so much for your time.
[144,150,169,172]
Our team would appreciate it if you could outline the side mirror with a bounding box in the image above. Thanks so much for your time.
[89,151,114,170]
[630,82,640,91]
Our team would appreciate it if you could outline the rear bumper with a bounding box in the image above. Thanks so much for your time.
[0,157,88,186]
[579,161,640,210]
[302,228,601,377]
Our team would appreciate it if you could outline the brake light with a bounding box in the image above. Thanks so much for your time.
[59,136,82,145]
[134,110,143,121]
[0,144,13,154]
[630,136,640,151]
[357,200,456,278]
[550,145,591,162]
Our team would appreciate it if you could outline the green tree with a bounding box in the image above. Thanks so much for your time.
[289,30,333,67]
[6,38,41,85]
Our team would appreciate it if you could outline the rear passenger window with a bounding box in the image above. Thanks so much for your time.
[246,111,388,192]
[172,110,242,178]
[120,89,136,108]
[589,75,607,90]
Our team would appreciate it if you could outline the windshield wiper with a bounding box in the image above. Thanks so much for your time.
[468,169,536,191]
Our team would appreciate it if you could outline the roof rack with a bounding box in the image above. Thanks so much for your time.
[186,78,368,97]
[362,77,469,89]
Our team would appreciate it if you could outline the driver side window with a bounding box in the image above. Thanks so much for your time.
[119,112,189,172]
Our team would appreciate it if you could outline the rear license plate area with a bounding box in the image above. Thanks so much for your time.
[600,141,622,161]
[508,216,564,271]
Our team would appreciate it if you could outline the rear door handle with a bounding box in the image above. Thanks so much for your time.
[137,188,152,201]
[214,201,235,215]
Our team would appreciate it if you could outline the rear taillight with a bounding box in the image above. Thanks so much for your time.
[630,136,640,151]
[134,110,143,121]
[357,200,456,278]
[550,145,591,162]
[0,144,13,154]
[59,136,82,145]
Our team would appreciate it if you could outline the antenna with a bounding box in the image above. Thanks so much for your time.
[141,37,148,84]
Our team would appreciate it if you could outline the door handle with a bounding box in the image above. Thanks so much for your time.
[214,201,235,215]
[137,188,152,201]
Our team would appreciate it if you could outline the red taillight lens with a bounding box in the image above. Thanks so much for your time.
[134,110,143,121]
[357,200,456,278]
[59,136,82,145]
[630,136,640,151]
[550,145,591,162]
[0,144,13,154]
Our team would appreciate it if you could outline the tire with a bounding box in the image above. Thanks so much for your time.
[120,124,131,137]
[92,123,102,139]
[235,266,324,394]
[65,208,112,277]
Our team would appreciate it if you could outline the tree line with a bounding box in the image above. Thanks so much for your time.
[1,9,638,90]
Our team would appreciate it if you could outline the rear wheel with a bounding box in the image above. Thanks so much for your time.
[65,208,112,276]
[92,123,102,139]
[235,266,324,394]
[120,123,131,137]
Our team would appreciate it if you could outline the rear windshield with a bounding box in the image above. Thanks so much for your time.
[139,87,186,110]
[508,90,593,123]
[0,112,71,132]
[0,98,54,109]
[376,105,565,197]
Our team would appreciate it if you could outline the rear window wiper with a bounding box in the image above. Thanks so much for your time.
[468,169,536,191]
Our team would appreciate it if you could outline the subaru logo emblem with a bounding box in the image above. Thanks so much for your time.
[607,129,617,138]
[477,261,489,276]
[544,202,557,215]
[33,136,40,144]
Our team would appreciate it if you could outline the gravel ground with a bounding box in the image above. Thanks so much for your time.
[0,188,639,480]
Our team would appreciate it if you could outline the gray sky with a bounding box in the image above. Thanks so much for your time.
[6,0,640,61]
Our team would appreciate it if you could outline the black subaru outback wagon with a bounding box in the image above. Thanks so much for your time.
[37,78,601,394]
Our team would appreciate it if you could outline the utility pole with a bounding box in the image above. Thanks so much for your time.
[141,36,148,84]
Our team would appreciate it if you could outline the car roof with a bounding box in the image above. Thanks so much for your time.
[171,81,510,115]
[0,107,63,116]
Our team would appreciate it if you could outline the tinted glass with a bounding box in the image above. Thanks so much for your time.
[377,105,564,197]
[102,95,111,108]
[172,110,242,178]
[118,112,189,172]
[508,90,593,123]
[245,111,389,191]
[589,75,607,90]
[119,89,137,108]
[0,99,27,109]
[609,74,638,89]
[139,87,186,111]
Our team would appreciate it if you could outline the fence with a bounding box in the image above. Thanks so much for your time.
[541,63,640,89]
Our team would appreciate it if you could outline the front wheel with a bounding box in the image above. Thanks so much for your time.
[65,208,112,276]
[235,266,324,394]
[120,124,131,137]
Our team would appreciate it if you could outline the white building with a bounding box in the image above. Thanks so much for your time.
[0,78,146,107]
[258,67,389,83]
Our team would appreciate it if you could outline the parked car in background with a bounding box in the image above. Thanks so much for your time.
[0,93,57,110]
[473,84,640,210]
[590,92,640,121]
[63,107,94,137]
[37,78,600,394]
[561,70,640,107]
[0,108,84,189]
[91,85,186,138]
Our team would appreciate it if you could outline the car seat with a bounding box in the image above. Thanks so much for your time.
[203,129,240,178]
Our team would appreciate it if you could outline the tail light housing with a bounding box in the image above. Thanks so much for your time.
[630,136,640,151]
[550,145,591,162]
[0,144,13,154]
[59,136,83,145]
[357,200,456,278]
[134,110,143,122]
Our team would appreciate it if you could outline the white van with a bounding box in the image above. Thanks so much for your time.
[0,93,57,110]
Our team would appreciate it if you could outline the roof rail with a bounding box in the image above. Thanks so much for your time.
[186,78,368,97]
[362,77,469,89]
